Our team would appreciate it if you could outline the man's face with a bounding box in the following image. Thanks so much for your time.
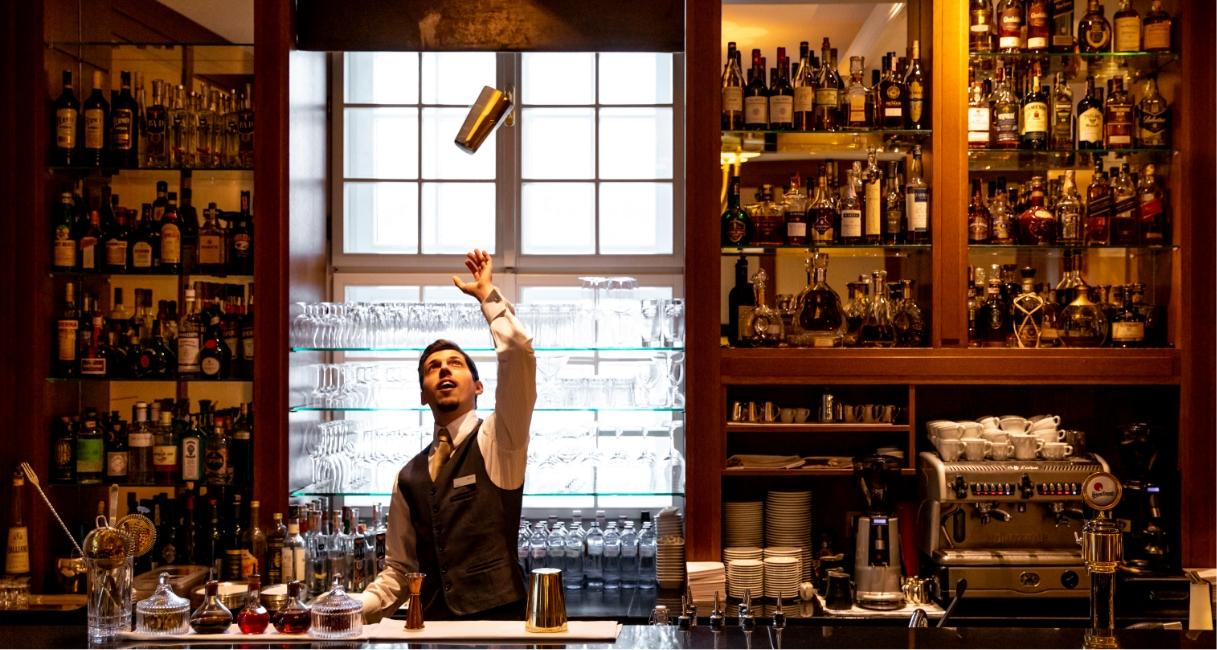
[420,349,483,415]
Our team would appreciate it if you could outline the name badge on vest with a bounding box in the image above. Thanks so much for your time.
[453,474,476,489]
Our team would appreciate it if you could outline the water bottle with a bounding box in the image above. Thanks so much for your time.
[584,512,605,589]
[619,520,638,588]
[603,521,622,589]
[517,518,531,574]
[529,521,549,573]
[547,521,567,571]
[638,513,657,589]
[564,512,586,590]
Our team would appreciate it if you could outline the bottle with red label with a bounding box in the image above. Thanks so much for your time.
[996,0,1025,52]
[199,310,232,380]
[1136,164,1167,245]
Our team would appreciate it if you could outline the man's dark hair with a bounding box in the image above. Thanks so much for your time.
[418,339,480,385]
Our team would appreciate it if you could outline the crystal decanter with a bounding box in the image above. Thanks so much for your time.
[746,269,784,346]
[796,253,845,347]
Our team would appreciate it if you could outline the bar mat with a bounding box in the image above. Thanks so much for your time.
[366,619,622,641]
[118,623,367,642]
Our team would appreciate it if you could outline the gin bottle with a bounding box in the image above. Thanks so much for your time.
[1012,268,1045,348]
[796,253,844,347]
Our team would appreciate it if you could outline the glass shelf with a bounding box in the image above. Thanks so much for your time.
[289,406,684,413]
[723,130,929,163]
[968,244,1178,252]
[723,244,930,256]
[49,271,254,280]
[48,165,254,175]
[291,345,685,353]
[290,487,685,498]
[968,50,1178,76]
[968,148,1176,171]
[47,376,252,383]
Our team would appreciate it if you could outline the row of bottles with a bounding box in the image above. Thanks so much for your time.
[722,38,927,132]
[55,280,252,380]
[518,511,657,591]
[287,502,387,597]
[967,159,1167,245]
[970,0,1173,54]
[721,148,929,248]
[52,69,254,169]
[728,257,927,349]
[967,66,1169,150]
[52,181,253,276]
[967,254,1164,348]
[50,398,252,487]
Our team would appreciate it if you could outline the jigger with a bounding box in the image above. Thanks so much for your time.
[403,572,426,631]
[525,568,568,633]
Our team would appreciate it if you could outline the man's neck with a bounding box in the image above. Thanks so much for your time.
[432,405,475,428]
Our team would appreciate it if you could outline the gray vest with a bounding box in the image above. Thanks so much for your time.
[397,420,526,618]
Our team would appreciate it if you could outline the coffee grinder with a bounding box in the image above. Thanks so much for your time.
[1117,423,1173,573]
[853,454,905,610]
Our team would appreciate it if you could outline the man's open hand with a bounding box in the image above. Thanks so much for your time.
[453,249,494,302]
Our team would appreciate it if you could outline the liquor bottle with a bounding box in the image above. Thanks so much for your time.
[82,71,109,167]
[904,41,926,129]
[229,191,253,274]
[1020,74,1049,150]
[1077,76,1103,149]
[169,86,191,167]
[988,180,1014,245]
[207,499,224,578]
[52,71,80,166]
[1137,164,1167,245]
[76,200,103,272]
[1025,0,1050,51]
[776,174,803,247]
[721,42,745,130]
[101,191,128,272]
[4,471,30,582]
[179,183,200,271]
[862,149,883,243]
[1112,0,1142,52]
[240,289,255,379]
[726,256,754,347]
[842,280,869,347]
[127,204,154,272]
[76,408,104,485]
[807,172,836,245]
[128,402,154,486]
[134,317,175,378]
[970,0,996,52]
[996,0,1025,52]
[1051,0,1075,51]
[1084,162,1112,245]
[1142,0,1172,52]
[198,202,226,272]
[1056,170,1084,245]
[844,56,870,129]
[883,162,904,244]
[877,53,905,128]
[904,146,929,244]
[1017,175,1056,245]
[769,47,794,130]
[991,67,1020,149]
[224,496,244,580]
[974,277,1009,346]
[282,519,307,587]
[967,76,991,148]
[814,39,841,131]
[1050,72,1074,150]
[1137,75,1170,148]
[241,500,267,580]
[968,179,991,244]
[743,49,769,130]
[792,42,815,131]
[1011,268,1045,348]
[746,269,783,346]
[1104,78,1134,149]
[196,90,216,166]
[55,282,80,377]
[151,410,178,486]
[176,288,202,377]
[143,80,169,168]
[796,253,845,347]
[264,512,286,586]
[110,71,139,168]
[1110,163,1138,245]
[892,279,926,347]
[858,270,896,347]
[159,191,182,272]
[230,403,253,488]
[206,423,231,486]
[52,192,78,270]
[1078,0,1112,53]
[181,415,204,485]
[51,416,76,483]
[1061,264,1107,347]
[103,411,128,484]
[236,84,255,168]
[838,168,862,245]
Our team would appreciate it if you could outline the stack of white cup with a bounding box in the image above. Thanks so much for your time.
[929,414,1072,461]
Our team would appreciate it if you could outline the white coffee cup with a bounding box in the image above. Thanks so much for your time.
[1011,434,1042,460]
[989,443,1015,461]
[958,421,984,438]
[999,417,1030,433]
[779,408,797,424]
[961,437,991,461]
[982,429,1010,445]
[794,408,811,423]
[1029,414,1061,427]
[977,416,1000,429]
[1041,442,1074,460]
[1033,429,1064,445]
[927,421,964,441]
[937,438,964,462]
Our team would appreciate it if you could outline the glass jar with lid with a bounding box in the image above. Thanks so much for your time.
[309,575,363,639]
[135,572,190,635]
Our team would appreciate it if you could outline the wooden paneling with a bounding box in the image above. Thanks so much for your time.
[931,0,967,347]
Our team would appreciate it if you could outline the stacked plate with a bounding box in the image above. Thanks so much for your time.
[656,507,686,589]
[765,490,812,582]
[686,561,725,607]
[657,508,684,539]
[725,558,763,599]
[725,501,764,547]
[763,556,801,599]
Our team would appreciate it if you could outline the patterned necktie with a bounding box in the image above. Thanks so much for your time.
[429,427,453,481]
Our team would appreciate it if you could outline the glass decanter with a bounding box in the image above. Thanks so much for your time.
[1061,258,1107,347]
[857,270,896,347]
[189,579,234,634]
[891,279,926,347]
[135,571,191,635]
[237,572,270,634]
[310,574,363,639]
[273,581,311,634]
[746,269,784,346]
[842,280,870,347]
[796,253,845,347]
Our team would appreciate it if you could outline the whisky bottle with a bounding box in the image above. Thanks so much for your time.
[1025,0,1050,51]
[967,76,992,148]
[720,172,751,247]
[1110,164,1138,245]
[1060,262,1107,347]
[726,256,754,346]
[989,180,1015,244]
[1076,76,1104,149]
[52,192,77,270]
[201,306,233,379]
[883,162,905,244]
[1078,0,1112,53]
[1020,74,1049,150]
[236,83,255,168]
[179,185,200,271]
[110,71,139,168]
[808,172,836,245]
[152,410,179,486]
[1112,0,1142,52]
[768,47,794,130]
[974,277,1009,347]
[752,184,783,246]
[838,168,862,245]
[1103,78,1134,149]
[858,270,896,347]
[1084,161,1112,245]
[892,279,926,347]
[1050,72,1074,150]
[130,203,157,271]
[104,412,128,484]
[743,49,769,130]
[1011,268,1045,348]
[970,0,996,53]
[1136,75,1169,148]
[862,149,883,243]
[904,146,929,244]
[878,54,906,128]
[55,282,80,377]
[1056,170,1084,245]
[160,192,182,272]
[792,42,814,131]
[842,280,869,347]
[1051,0,1075,52]
[996,0,1025,52]
[1136,164,1167,245]
[82,71,109,167]
[797,253,845,347]
[5,471,30,581]
[746,269,783,346]
[814,39,841,131]
[992,67,1020,149]
[968,179,991,244]
[1017,175,1056,245]
[230,191,254,275]
[52,71,80,166]
[904,41,927,129]
[1142,0,1172,52]
[783,173,808,246]
[128,402,155,486]
[844,56,870,129]
[1109,285,1146,348]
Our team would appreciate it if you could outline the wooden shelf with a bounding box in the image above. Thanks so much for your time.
[720,347,1181,384]
[726,423,909,433]
[723,467,916,477]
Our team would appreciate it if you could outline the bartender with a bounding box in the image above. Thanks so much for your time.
[359,249,537,622]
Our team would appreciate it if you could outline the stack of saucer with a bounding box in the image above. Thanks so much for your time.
[686,561,725,607]
[764,490,812,582]
[725,501,764,547]
[762,556,801,600]
[725,558,763,599]
[655,508,685,589]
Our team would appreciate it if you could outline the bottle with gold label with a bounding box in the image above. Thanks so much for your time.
[970,0,996,52]
[1078,0,1112,53]
[904,40,926,129]
[1136,75,1170,148]
[5,471,31,581]
[1142,0,1172,52]
[1112,0,1142,52]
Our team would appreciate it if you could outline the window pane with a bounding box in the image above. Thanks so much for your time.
[345,52,419,104]
[421,182,496,254]
[599,53,673,104]
[599,107,673,180]
[344,182,419,254]
[599,182,673,254]
[522,53,595,105]
[343,285,422,302]
[421,108,496,180]
[521,108,595,179]
[522,182,595,254]
[345,108,419,179]
[421,52,496,105]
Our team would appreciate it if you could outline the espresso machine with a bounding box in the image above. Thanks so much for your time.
[853,455,905,610]
[917,451,1109,600]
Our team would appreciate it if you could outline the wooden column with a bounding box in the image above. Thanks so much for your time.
[931,0,968,347]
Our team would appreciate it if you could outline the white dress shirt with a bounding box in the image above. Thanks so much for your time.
[360,287,536,622]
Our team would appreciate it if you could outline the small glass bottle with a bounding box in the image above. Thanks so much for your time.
[797,253,845,347]
[135,572,191,635]
[858,270,896,347]
[190,579,234,634]
[309,575,363,639]
[274,581,312,634]
[746,269,784,346]
[237,572,270,634]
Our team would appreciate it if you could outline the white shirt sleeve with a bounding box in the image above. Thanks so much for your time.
[359,479,417,623]
[477,287,536,490]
